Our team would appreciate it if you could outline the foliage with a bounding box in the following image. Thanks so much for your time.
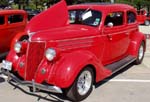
[0,0,150,11]
[0,0,8,6]
[115,0,150,10]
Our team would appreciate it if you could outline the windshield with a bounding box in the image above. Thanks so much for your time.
[69,9,102,26]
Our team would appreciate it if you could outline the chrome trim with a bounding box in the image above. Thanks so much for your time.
[0,69,62,94]
[138,45,144,60]
[77,70,92,95]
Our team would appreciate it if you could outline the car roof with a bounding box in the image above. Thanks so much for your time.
[0,10,26,15]
[68,3,135,12]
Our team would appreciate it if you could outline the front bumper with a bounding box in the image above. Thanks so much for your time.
[0,65,62,94]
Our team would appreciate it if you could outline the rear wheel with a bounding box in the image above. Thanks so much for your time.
[135,42,145,64]
[145,20,150,26]
[65,67,94,101]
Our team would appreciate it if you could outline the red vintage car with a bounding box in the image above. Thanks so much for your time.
[144,15,150,26]
[137,9,147,24]
[1,0,146,101]
[137,9,150,25]
[0,10,27,58]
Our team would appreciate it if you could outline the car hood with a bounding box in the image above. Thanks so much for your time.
[25,0,69,33]
[30,25,99,41]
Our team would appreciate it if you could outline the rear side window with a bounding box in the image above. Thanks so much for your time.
[127,11,136,23]
[8,14,23,24]
[0,16,5,25]
[104,12,124,26]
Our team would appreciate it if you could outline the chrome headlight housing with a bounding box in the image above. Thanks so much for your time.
[14,42,22,53]
[45,48,56,61]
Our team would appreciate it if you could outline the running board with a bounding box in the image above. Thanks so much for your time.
[105,55,136,73]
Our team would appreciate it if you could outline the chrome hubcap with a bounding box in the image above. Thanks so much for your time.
[138,45,144,60]
[145,20,150,26]
[77,70,92,96]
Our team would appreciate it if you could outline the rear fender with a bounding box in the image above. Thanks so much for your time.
[49,50,111,88]
[128,32,146,57]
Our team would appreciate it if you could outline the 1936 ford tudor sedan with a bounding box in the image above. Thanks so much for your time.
[0,10,27,58]
[1,0,146,101]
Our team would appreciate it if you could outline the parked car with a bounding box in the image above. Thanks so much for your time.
[137,10,147,24]
[1,1,146,101]
[137,9,150,25]
[145,12,150,26]
[0,10,27,58]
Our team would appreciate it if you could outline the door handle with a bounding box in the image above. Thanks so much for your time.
[107,34,112,41]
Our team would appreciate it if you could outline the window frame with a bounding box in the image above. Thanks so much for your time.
[0,15,5,25]
[104,11,124,27]
[127,11,136,24]
[69,9,102,27]
[8,14,24,24]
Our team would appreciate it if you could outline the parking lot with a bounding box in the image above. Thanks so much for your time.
[0,25,150,102]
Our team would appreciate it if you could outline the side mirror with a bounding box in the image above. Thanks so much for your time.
[107,22,113,28]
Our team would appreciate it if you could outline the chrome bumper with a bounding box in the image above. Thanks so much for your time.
[0,69,62,94]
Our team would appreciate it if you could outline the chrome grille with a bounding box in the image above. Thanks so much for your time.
[25,42,45,80]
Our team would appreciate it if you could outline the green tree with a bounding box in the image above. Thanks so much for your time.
[0,0,8,6]
[115,0,150,11]
[14,0,26,9]
[6,0,150,12]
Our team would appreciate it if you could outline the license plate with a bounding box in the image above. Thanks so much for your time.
[2,60,12,71]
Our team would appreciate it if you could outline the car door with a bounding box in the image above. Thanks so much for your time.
[4,14,25,52]
[103,11,130,62]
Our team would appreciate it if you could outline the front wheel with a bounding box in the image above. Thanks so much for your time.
[135,42,145,64]
[65,67,94,101]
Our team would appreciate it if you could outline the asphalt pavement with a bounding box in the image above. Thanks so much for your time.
[0,25,150,102]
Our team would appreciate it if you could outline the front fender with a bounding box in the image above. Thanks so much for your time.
[6,50,19,71]
[10,32,27,50]
[48,50,111,88]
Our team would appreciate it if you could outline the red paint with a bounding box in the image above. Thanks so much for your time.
[25,0,69,33]
[137,9,147,24]
[6,1,146,89]
[0,10,27,54]
[137,9,150,25]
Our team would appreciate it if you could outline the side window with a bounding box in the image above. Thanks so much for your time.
[104,12,124,27]
[127,11,136,23]
[0,16,5,25]
[69,10,101,26]
[8,14,23,24]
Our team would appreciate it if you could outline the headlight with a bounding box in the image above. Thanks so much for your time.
[14,42,22,53]
[45,48,56,61]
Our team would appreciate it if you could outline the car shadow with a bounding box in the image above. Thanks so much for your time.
[5,63,134,102]
[95,63,134,88]
[0,72,5,83]
[0,77,5,83]
[8,80,69,102]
